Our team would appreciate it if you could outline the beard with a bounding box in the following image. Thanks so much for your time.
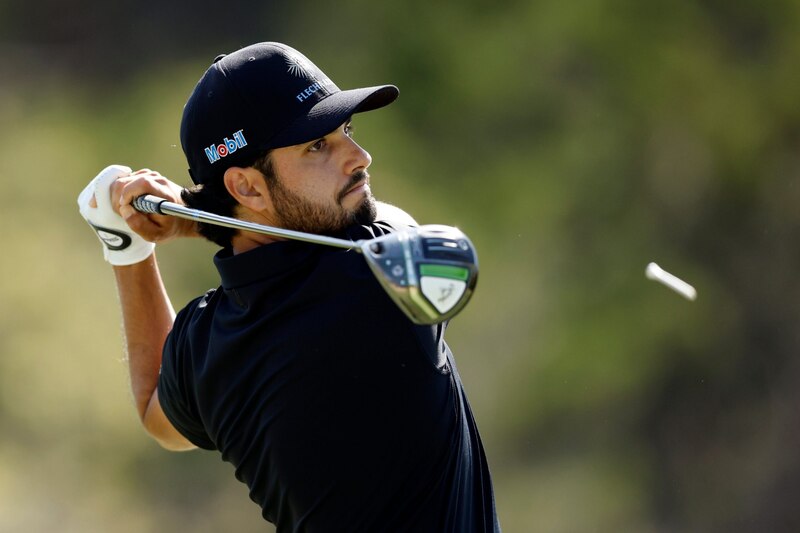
[267,169,377,235]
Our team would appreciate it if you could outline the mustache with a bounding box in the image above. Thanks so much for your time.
[336,169,370,203]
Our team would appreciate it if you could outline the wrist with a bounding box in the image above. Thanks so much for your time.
[111,249,157,270]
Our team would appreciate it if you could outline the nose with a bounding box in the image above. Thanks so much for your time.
[343,136,372,176]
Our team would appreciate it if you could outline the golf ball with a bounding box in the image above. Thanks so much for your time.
[645,262,697,301]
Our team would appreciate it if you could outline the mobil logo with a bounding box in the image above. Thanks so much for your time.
[204,129,248,164]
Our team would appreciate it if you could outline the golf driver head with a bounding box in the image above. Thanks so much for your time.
[360,224,478,325]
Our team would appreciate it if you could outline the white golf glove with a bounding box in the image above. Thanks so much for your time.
[78,164,156,266]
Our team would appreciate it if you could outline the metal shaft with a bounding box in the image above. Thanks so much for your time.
[133,194,360,251]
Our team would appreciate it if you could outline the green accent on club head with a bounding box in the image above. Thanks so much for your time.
[419,264,470,281]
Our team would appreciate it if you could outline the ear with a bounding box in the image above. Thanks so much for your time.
[223,166,271,212]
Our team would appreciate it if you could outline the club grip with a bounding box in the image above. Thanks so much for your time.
[133,194,166,214]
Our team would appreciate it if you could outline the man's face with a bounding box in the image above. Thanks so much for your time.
[264,120,377,235]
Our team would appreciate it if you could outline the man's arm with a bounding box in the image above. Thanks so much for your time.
[113,171,200,451]
[79,167,198,451]
[113,255,195,451]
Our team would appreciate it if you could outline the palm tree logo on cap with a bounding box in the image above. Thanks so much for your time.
[285,51,316,79]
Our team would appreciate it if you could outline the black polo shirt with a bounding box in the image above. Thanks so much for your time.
[158,221,499,532]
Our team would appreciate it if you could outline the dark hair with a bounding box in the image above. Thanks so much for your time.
[181,151,276,248]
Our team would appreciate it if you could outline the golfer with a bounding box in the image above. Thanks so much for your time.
[78,42,499,532]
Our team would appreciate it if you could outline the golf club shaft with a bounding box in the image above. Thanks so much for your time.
[133,194,360,251]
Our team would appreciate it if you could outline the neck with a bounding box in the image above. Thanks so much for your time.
[230,233,281,255]
[229,208,284,255]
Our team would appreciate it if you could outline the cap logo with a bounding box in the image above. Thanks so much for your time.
[296,80,333,103]
[285,52,315,78]
[204,129,248,164]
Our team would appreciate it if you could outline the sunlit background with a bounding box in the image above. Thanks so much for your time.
[2,1,800,531]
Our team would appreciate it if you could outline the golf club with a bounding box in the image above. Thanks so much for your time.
[133,195,478,325]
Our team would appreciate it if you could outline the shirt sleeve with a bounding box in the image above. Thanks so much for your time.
[157,295,217,450]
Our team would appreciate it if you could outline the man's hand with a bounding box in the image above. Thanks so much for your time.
[78,165,156,266]
[113,169,197,243]
[78,166,197,265]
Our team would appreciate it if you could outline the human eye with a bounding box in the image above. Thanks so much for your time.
[344,121,355,138]
[308,138,326,152]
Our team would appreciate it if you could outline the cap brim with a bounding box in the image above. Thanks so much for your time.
[266,85,398,149]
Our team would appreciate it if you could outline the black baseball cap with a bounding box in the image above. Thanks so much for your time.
[180,42,399,185]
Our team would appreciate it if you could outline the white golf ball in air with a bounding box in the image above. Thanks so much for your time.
[645,262,697,301]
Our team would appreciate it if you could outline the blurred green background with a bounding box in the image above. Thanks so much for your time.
[2,0,800,531]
